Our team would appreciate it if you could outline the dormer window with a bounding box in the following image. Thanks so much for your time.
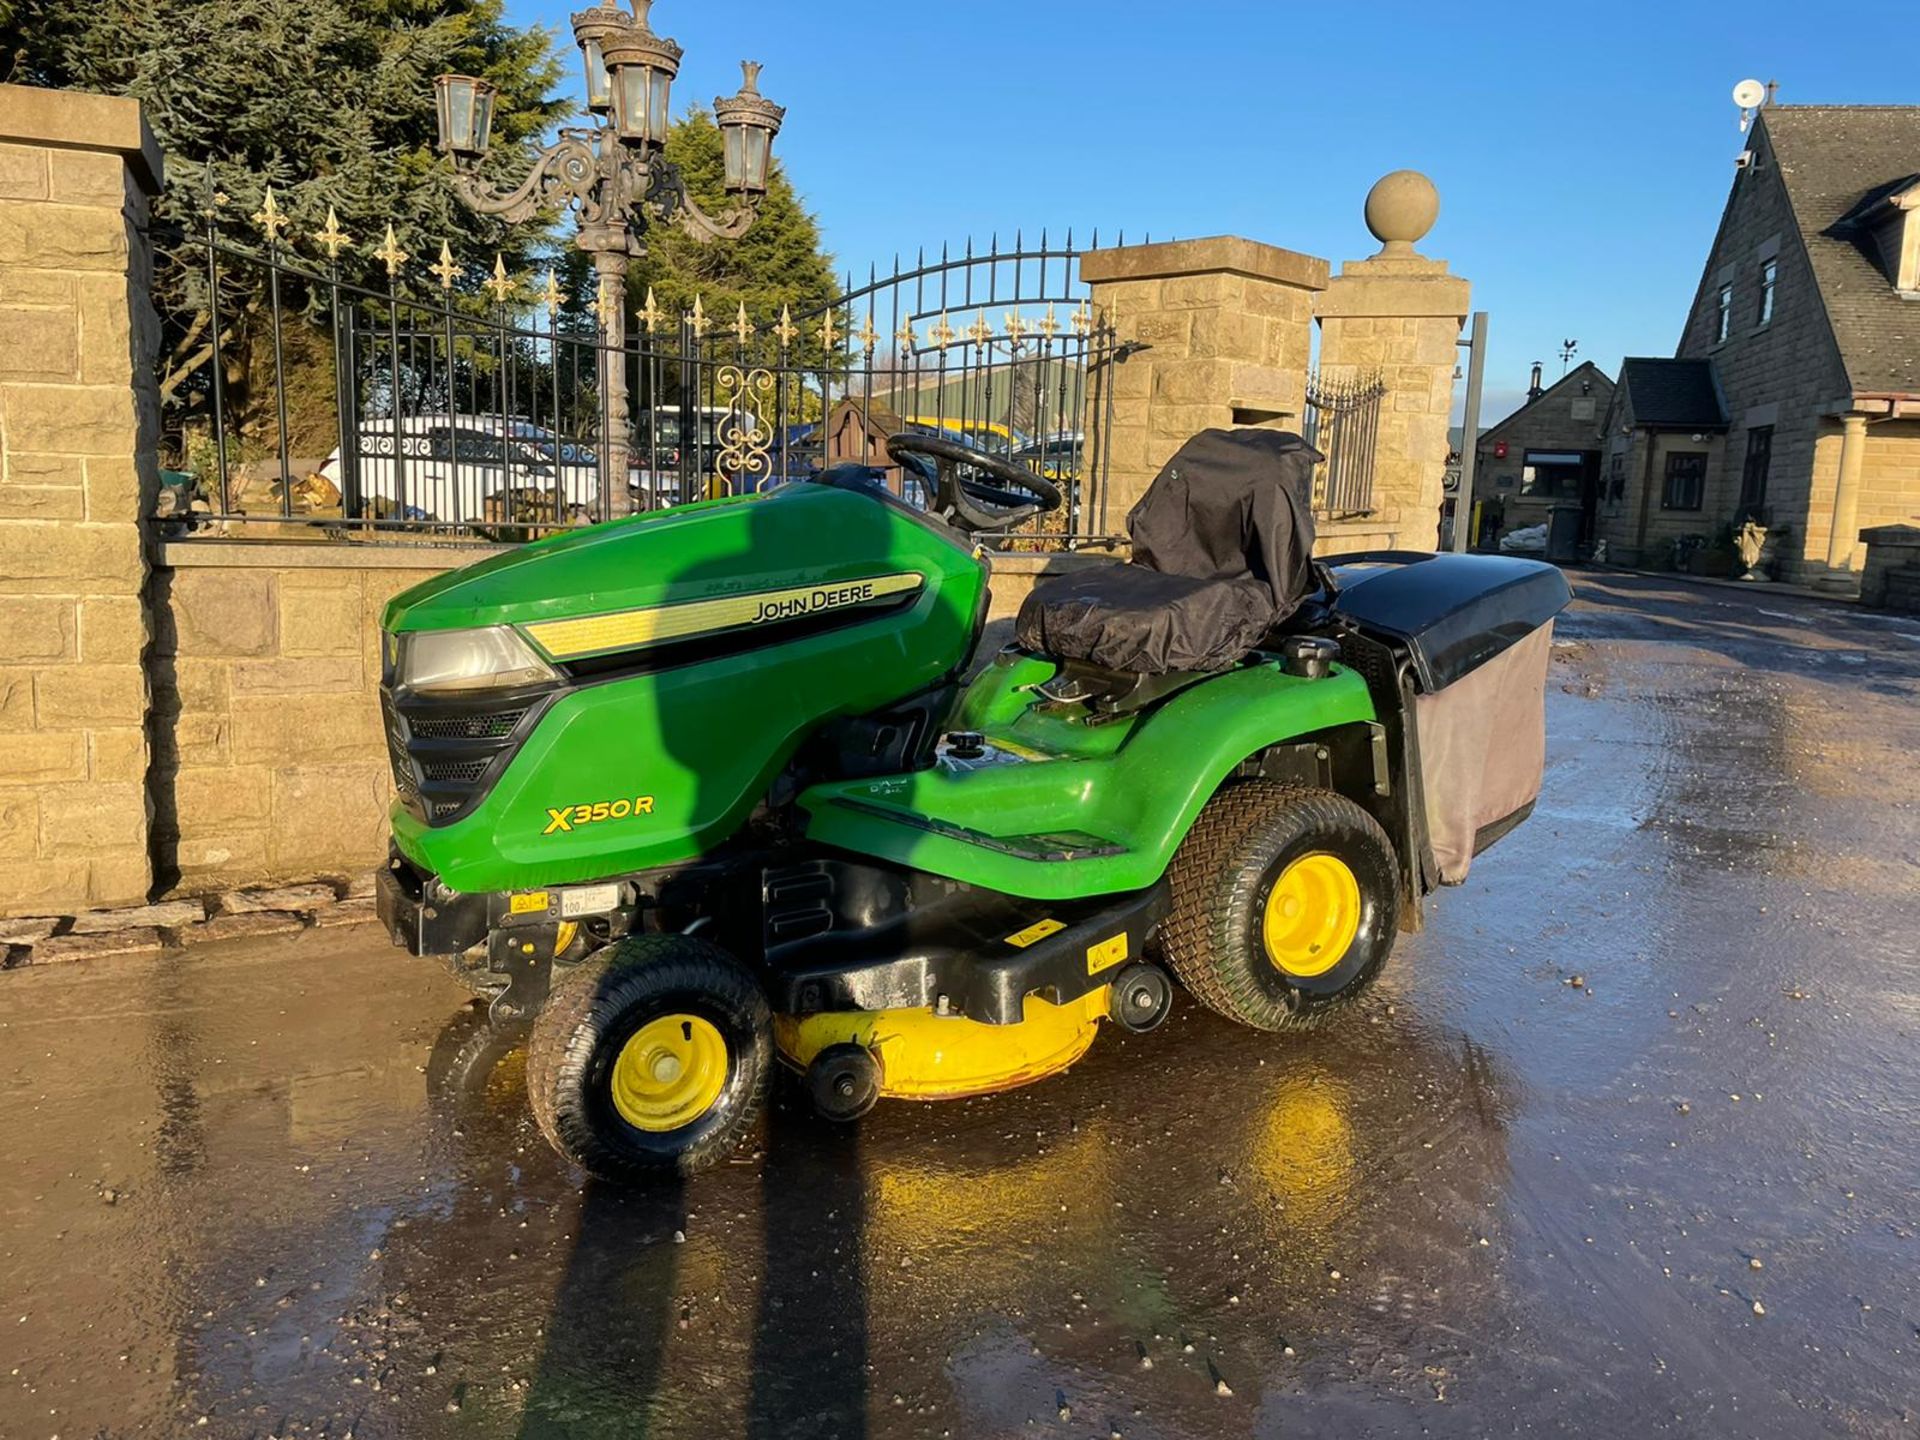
[1757,258,1777,325]
[1851,175,1920,295]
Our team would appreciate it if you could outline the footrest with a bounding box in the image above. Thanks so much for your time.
[829,797,1127,861]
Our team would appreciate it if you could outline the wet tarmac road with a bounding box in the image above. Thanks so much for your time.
[3,572,1919,1439]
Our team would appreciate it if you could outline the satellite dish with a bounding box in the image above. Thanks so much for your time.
[1733,79,1767,110]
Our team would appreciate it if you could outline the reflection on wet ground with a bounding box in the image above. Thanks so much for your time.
[3,572,1918,1437]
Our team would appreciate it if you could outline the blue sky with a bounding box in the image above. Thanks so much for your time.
[506,0,1916,421]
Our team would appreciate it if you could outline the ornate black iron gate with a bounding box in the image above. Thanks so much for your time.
[160,196,1117,546]
[1303,369,1387,519]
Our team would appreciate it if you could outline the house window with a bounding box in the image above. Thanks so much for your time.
[1739,425,1773,518]
[1521,450,1587,499]
[1607,451,1625,502]
[1716,284,1733,343]
[1662,451,1707,510]
[1757,259,1777,326]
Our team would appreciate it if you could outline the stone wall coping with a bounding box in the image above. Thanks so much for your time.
[155,539,1126,576]
[987,549,1120,574]
[1079,236,1329,292]
[156,539,511,571]
[1859,522,1920,543]
[1316,269,1471,321]
[0,83,162,194]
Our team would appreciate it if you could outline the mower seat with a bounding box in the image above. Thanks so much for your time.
[1014,428,1321,676]
[1015,566,1277,675]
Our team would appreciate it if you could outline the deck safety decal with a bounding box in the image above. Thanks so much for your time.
[1086,934,1129,975]
[523,572,925,660]
[1004,918,1066,948]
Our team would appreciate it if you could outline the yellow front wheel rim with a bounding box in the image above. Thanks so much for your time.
[1262,853,1362,978]
[610,1014,728,1131]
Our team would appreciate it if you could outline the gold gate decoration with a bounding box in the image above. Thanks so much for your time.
[714,364,776,496]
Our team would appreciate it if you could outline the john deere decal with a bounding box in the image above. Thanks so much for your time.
[523,572,924,661]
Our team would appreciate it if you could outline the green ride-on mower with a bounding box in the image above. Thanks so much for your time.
[376,426,1570,1180]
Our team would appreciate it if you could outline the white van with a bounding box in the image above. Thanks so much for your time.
[317,414,604,523]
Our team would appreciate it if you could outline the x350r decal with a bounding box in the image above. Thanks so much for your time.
[544,796,656,834]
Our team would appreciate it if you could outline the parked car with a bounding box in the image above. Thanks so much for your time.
[905,415,1031,457]
[318,414,601,525]
[1014,431,1084,483]
[632,406,767,503]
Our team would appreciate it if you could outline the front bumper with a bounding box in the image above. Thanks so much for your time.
[376,860,489,958]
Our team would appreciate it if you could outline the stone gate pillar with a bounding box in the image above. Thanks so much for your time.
[1081,237,1327,528]
[0,86,163,915]
[1314,171,1468,551]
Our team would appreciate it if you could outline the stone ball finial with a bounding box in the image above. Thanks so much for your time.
[1363,170,1439,255]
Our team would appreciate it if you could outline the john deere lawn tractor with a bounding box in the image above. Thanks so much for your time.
[376,427,1569,1180]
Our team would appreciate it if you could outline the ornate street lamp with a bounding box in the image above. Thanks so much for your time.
[432,0,785,518]
[715,62,783,195]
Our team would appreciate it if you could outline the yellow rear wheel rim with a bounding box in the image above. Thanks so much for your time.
[1262,853,1361,979]
[610,1014,728,1131]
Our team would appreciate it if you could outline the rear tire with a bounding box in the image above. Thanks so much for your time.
[527,934,771,1181]
[1160,782,1399,1032]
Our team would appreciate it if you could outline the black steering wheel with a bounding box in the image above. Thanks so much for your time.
[884,432,1061,532]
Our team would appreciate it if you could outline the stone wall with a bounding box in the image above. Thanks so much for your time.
[1081,237,1326,523]
[0,86,163,917]
[148,542,501,891]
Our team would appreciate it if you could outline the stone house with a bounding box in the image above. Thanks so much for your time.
[1597,106,1920,585]
[1593,358,1731,568]
[1467,361,1615,551]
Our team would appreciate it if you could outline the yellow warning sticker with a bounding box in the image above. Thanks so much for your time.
[1004,918,1066,948]
[508,891,550,915]
[1086,934,1129,975]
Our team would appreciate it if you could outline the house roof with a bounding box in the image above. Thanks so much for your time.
[1478,360,1613,438]
[1763,106,1920,396]
[1619,357,1727,428]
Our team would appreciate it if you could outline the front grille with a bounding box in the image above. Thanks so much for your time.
[421,757,490,784]
[380,686,552,826]
[409,709,528,741]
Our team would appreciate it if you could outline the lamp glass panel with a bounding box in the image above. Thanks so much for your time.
[611,64,648,141]
[583,38,611,111]
[646,68,671,145]
[472,89,494,154]
[743,128,770,191]
[721,124,745,191]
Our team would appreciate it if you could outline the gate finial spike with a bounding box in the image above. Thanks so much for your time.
[430,239,459,291]
[373,222,410,278]
[483,253,515,305]
[313,205,352,260]
[638,285,662,333]
[250,186,290,241]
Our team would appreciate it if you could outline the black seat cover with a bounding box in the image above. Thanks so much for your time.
[1014,428,1320,674]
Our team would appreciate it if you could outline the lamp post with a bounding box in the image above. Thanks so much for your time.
[433,0,784,517]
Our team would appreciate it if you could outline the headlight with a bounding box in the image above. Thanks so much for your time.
[397,626,558,695]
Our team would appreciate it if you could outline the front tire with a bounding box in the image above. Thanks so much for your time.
[1160,783,1400,1031]
[527,934,772,1181]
